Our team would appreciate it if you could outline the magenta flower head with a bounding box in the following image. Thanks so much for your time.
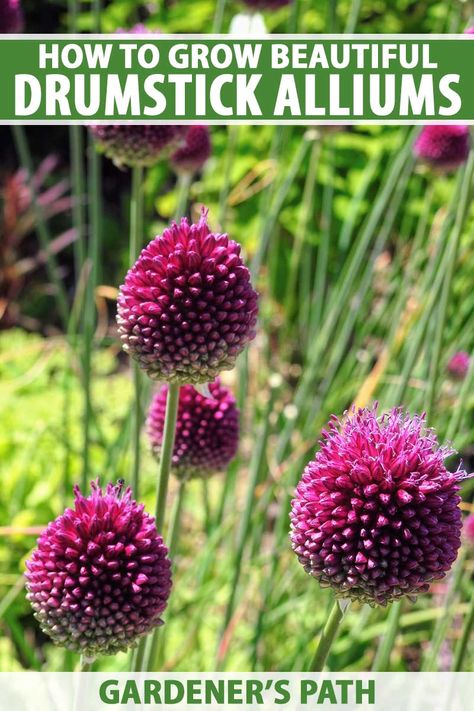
[170,126,212,174]
[90,125,186,169]
[147,379,239,480]
[0,0,24,33]
[464,27,474,34]
[117,208,258,384]
[447,351,470,380]
[464,514,474,545]
[25,481,172,658]
[414,126,471,172]
[290,407,465,606]
[242,0,290,9]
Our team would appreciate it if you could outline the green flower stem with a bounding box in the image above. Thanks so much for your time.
[372,600,402,671]
[310,599,345,671]
[175,172,192,219]
[422,551,466,670]
[129,166,145,497]
[154,383,180,527]
[168,480,186,560]
[212,0,228,33]
[452,584,474,671]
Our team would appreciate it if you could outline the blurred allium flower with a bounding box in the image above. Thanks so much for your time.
[90,25,186,168]
[117,208,258,384]
[242,0,290,8]
[170,126,212,174]
[464,27,474,34]
[447,351,470,380]
[414,126,471,172]
[90,125,186,169]
[25,482,172,658]
[0,0,24,33]
[464,514,474,545]
[147,379,239,479]
[290,407,464,606]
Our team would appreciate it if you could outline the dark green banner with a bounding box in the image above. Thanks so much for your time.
[1,36,473,123]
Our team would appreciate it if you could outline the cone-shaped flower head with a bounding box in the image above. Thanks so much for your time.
[0,0,23,32]
[464,514,474,545]
[414,125,471,172]
[447,351,470,380]
[147,379,239,480]
[290,407,465,606]
[117,208,259,384]
[242,0,290,8]
[25,481,172,657]
[170,126,212,174]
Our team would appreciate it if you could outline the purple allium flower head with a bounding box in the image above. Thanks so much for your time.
[464,514,474,545]
[0,0,23,33]
[242,0,290,9]
[464,27,474,34]
[90,125,187,169]
[447,351,471,380]
[290,407,465,606]
[117,208,259,384]
[147,379,239,479]
[25,481,172,658]
[414,126,471,172]
[90,25,186,168]
[170,126,212,174]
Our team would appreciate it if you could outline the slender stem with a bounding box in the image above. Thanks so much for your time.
[174,172,192,219]
[310,599,345,671]
[212,0,227,33]
[372,600,402,671]
[79,658,92,672]
[168,480,186,560]
[452,585,474,671]
[11,125,69,329]
[154,383,180,527]
[129,166,145,496]
[344,0,362,32]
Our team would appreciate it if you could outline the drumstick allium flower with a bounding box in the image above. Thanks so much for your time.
[464,514,474,545]
[90,125,187,169]
[414,126,471,172]
[447,351,470,380]
[290,407,464,606]
[117,207,258,384]
[170,126,212,174]
[147,380,239,479]
[25,481,172,658]
[0,0,23,33]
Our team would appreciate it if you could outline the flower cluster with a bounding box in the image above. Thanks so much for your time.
[147,380,239,480]
[90,125,187,169]
[414,126,471,172]
[0,0,23,33]
[171,126,212,174]
[25,482,172,658]
[290,407,464,606]
[117,208,259,384]
[447,351,470,380]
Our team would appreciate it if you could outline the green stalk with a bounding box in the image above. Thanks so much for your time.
[134,383,180,672]
[129,166,145,496]
[452,585,474,671]
[311,136,334,336]
[168,480,186,560]
[218,126,239,226]
[425,153,474,422]
[344,0,362,33]
[372,600,402,671]
[310,599,345,671]
[81,134,102,490]
[154,383,181,527]
[422,552,466,670]
[11,126,69,329]
[212,0,228,33]
[175,172,192,219]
